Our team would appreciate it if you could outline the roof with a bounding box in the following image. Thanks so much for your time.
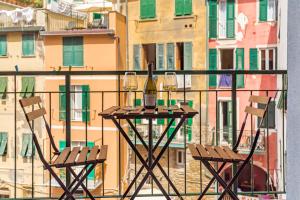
[0,26,44,33]
[40,28,115,36]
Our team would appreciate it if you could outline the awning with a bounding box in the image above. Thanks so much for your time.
[0,77,7,99]
[20,77,35,98]
[0,132,8,156]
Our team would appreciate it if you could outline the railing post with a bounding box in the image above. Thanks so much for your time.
[65,74,71,187]
[232,71,238,194]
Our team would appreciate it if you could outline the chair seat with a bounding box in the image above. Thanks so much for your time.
[188,144,244,163]
[50,145,108,168]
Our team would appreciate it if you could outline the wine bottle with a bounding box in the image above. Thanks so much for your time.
[143,63,157,109]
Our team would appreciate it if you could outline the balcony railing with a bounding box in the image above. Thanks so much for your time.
[0,70,287,199]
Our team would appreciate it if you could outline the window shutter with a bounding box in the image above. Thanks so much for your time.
[25,77,35,98]
[82,85,90,122]
[59,85,66,121]
[209,49,217,87]
[0,77,7,99]
[259,0,268,21]
[209,0,217,38]
[73,37,83,66]
[175,0,184,16]
[187,100,193,126]
[167,43,175,70]
[236,48,245,88]
[21,134,30,157]
[184,42,193,70]
[157,99,165,125]
[26,134,34,157]
[148,0,156,18]
[187,126,192,142]
[133,45,141,70]
[156,44,164,70]
[0,35,7,56]
[167,99,177,138]
[134,99,142,124]
[59,140,66,151]
[249,48,258,70]
[63,37,73,66]
[226,0,235,38]
[0,132,8,156]
[184,0,192,15]
[258,101,276,129]
[22,34,34,56]
[140,0,148,19]
[87,141,95,180]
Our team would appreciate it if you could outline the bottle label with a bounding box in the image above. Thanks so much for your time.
[144,94,156,107]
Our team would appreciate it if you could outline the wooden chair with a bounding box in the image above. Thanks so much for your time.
[19,96,108,200]
[188,95,272,200]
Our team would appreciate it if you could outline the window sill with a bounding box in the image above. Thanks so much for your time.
[173,15,194,20]
[138,18,158,23]
[62,66,85,68]
[22,55,36,58]
[0,55,8,58]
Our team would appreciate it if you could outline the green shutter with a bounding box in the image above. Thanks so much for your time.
[258,101,276,129]
[156,44,164,70]
[187,126,192,142]
[236,48,244,88]
[209,0,217,38]
[133,45,141,70]
[167,43,175,70]
[187,100,193,126]
[59,140,66,151]
[209,49,217,88]
[82,85,90,122]
[0,35,7,56]
[73,37,83,66]
[157,99,165,125]
[20,77,35,98]
[259,0,268,21]
[140,0,148,19]
[87,142,95,180]
[250,48,258,70]
[134,99,142,124]
[175,0,184,16]
[0,77,8,99]
[93,13,102,19]
[167,99,177,138]
[184,0,192,15]
[184,42,193,70]
[20,77,28,98]
[148,0,156,18]
[26,134,34,157]
[0,132,8,156]
[21,134,30,157]
[63,37,73,66]
[59,85,66,121]
[226,0,235,38]
[22,34,34,56]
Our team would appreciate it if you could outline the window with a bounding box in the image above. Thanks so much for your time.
[219,49,234,88]
[259,48,276,70]
[140,0,156,19]
[176,42,193,70]
[0,77,8,99]
[0,35,7,56]
[176,150,184,165]
[209,0,235,39]
[59,85,90,122]
[175,0,192,16]
[20,77,35,98]
[133,45,141,70]
[156,44,164,70]
[63,37,83,67]
[0,132,8,156]
[167,43,175,70]
[20,134,34,158]
[22,34,35,56]
[218,100,233,145]
[259,0,277,22]
[258,101,276,129]
[142,43,156,69]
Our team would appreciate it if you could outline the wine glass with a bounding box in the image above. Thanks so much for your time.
[163,72,177,110]
[123,72,138,111]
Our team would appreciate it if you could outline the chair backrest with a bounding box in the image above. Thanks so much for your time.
[234,95,271,155]
[19,96,59,155]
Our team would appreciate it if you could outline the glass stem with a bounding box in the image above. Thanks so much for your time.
[169,90,172,108]
[129,90,132,108]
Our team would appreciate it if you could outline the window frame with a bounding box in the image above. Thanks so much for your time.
[176,149,185,166]
[257,101,276,129]
[63,36,84,67]
[258,0,277,22]
[71,85,83,121]
[258,47,277,70]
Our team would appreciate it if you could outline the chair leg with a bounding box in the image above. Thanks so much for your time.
[198,162,227,200]
[202,161,239,200]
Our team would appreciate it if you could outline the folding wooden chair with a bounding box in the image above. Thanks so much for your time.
[188,95,271,200]
[19,96,108,200]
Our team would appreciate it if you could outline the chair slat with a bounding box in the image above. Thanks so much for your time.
[205,145,221,160]
[76,147,89,164]
[64,147,81,165]
[245,106,265,118]
[97,145,108,162]
[128,106,144,115]
[188,144,201,160]
[249,95,270,104]
[19,96,42,107]
[222,146,244,161]
[26,108,46,121]
[157,106,169,115]
[196,144,210,159]
[54,147,71,166]
[214,146,232,160]
[181,105,198,115]
[114,108,128,116]
[87,146,99,162]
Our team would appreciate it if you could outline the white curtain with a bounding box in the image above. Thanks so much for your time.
[268,0,276,21]
[219,0,227,39]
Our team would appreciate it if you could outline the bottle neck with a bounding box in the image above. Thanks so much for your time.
[148,64,153,77]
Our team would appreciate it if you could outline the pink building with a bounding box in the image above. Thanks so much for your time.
[207,0,278,196]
